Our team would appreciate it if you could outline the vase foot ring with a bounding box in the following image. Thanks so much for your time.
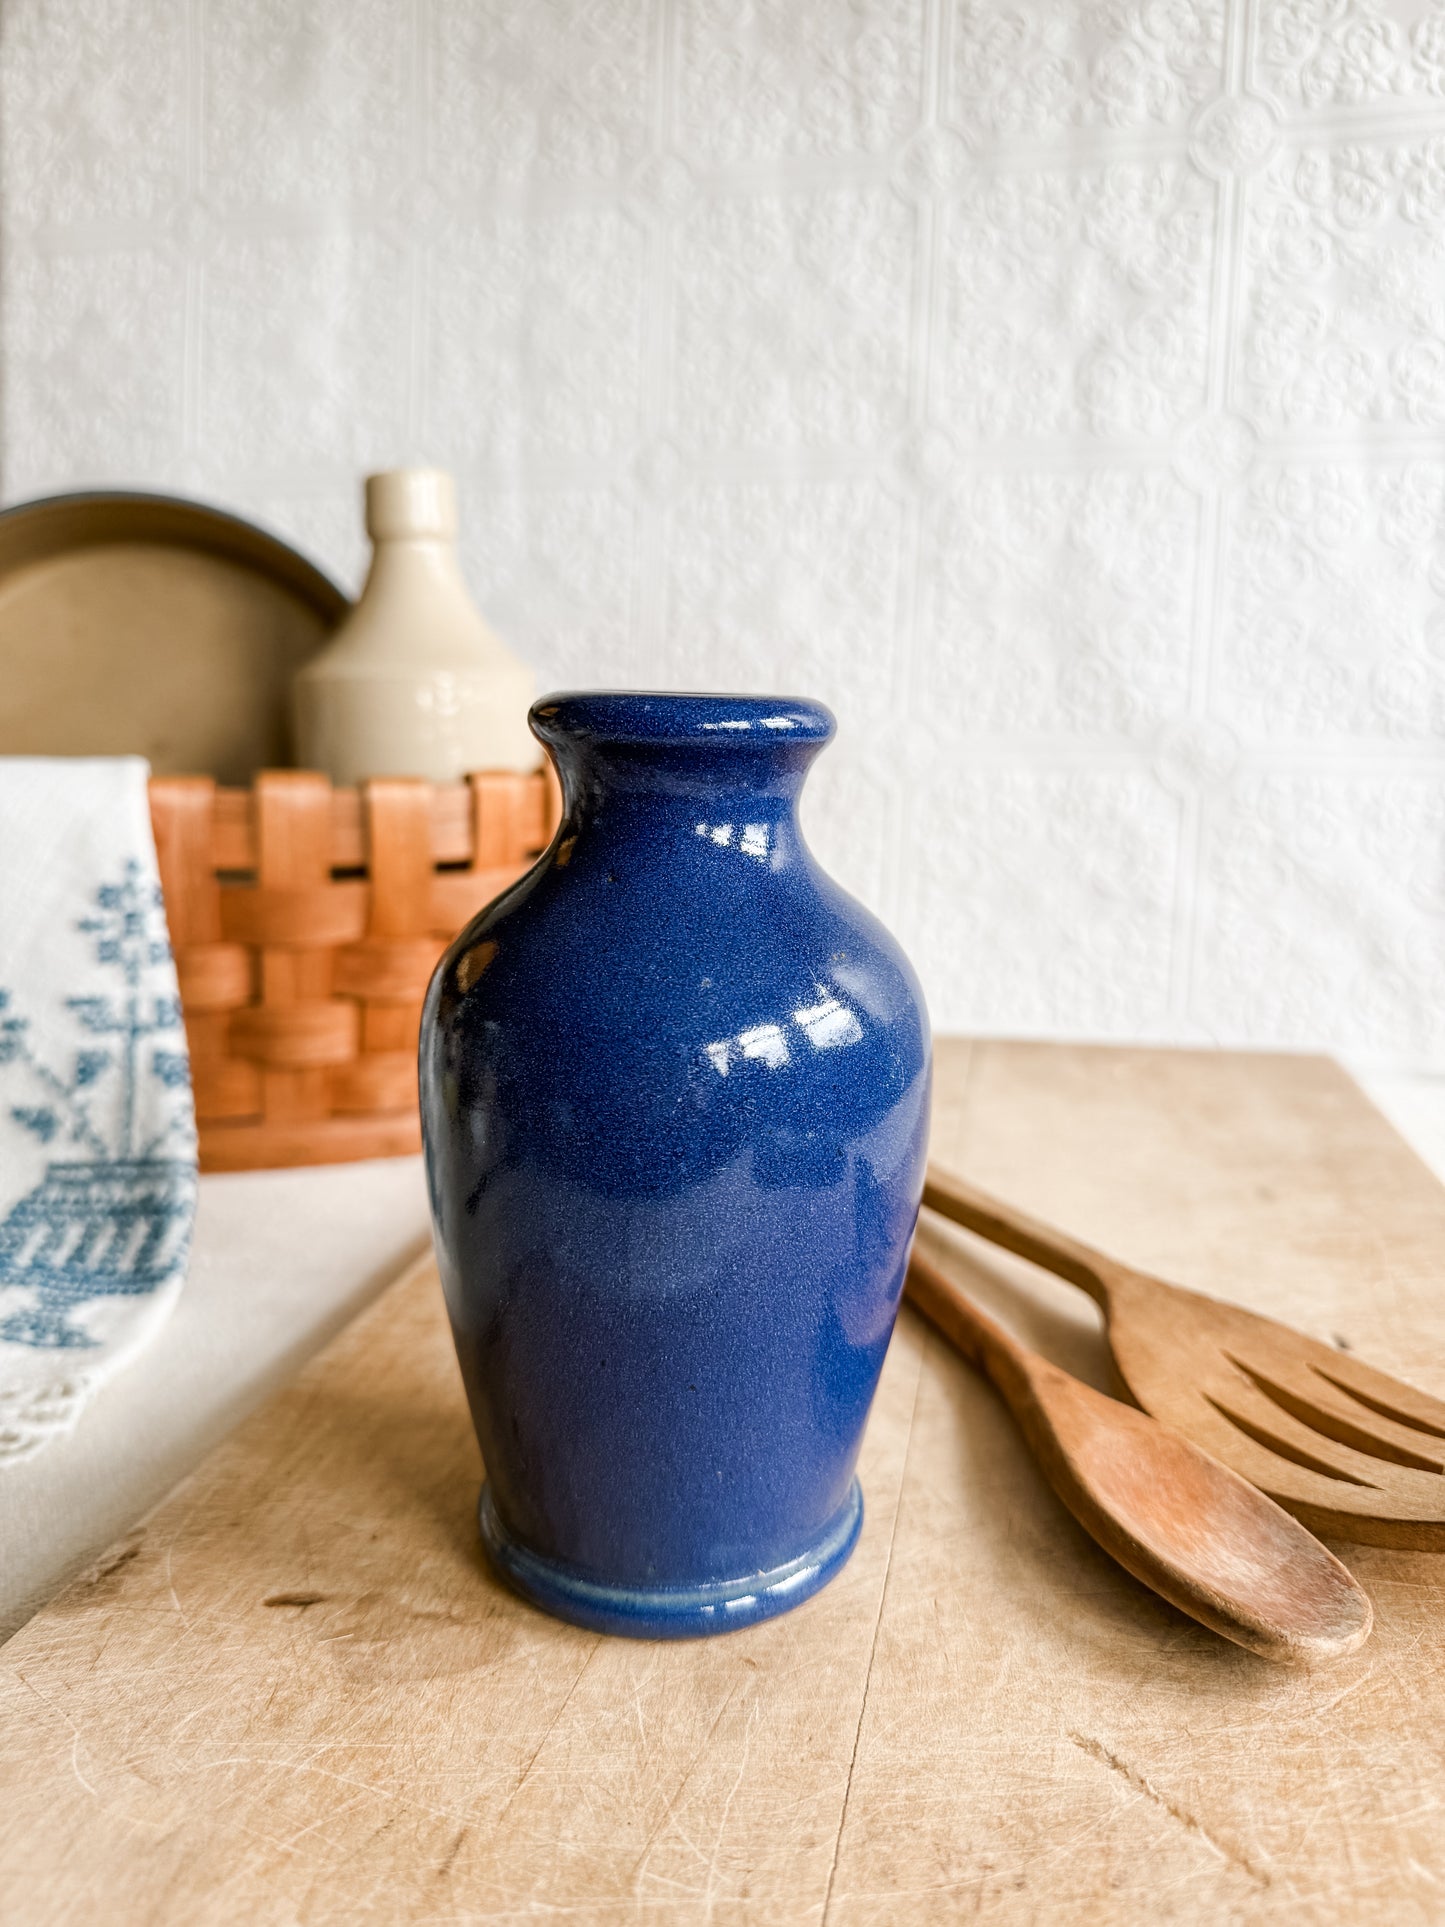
[477,1478,863,1639]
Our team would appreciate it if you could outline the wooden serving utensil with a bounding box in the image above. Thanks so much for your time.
[921,1164,1445,1552]
[907,1249,1373,1663]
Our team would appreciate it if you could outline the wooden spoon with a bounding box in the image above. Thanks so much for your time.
[907,1248,1373,1663]
[922,1164,1445,1551]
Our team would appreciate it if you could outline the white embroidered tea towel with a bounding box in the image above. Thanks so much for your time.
[0,758,196,1461]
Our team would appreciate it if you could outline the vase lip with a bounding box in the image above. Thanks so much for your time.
[530,690,835,750]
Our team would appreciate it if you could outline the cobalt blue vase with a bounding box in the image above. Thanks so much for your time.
[420,692,930,1638]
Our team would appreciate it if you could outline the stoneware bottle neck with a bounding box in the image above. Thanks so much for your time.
[335,533,511,674]
[362,532,469,598]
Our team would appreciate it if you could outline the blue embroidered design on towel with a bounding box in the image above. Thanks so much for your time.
[0,861,195,1350]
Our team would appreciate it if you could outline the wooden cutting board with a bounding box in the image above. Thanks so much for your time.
[6,1041,1445,1923]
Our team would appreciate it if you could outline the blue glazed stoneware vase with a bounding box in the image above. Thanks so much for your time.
[420,691,930,1638]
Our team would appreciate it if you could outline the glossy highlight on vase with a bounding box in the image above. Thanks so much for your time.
[420,692,931,1638]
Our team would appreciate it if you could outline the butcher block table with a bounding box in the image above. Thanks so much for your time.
[7,1040,1445,1924]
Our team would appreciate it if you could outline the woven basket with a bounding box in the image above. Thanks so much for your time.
[149,767,559,1172]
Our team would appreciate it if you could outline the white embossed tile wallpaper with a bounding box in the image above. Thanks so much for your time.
[3,0,1445,1063]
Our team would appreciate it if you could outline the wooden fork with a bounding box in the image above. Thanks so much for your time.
[918,1165,1445,1551]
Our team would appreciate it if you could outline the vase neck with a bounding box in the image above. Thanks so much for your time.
[530,693,833,848]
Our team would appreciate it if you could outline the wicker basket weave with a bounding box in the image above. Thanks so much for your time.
[149,767,559,1172]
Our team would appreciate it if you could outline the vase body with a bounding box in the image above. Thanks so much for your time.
[420,692,930,1637]
[293,468,537,784]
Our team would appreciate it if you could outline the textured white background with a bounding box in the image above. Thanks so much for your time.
[3,0,1445,1063]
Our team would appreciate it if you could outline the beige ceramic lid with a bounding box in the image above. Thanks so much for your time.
[0,492,349,783]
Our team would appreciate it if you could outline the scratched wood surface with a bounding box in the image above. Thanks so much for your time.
[6,1042,1445,1924]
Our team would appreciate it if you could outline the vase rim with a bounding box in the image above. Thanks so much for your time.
[530,691,835,749]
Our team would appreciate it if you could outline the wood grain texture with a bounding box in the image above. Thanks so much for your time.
[904,1248,1373,1664]
[921,1162,1445,1548]
[7,1042,1445,1923]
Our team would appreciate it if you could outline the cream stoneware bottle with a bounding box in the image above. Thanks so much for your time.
[294,468,537,784]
